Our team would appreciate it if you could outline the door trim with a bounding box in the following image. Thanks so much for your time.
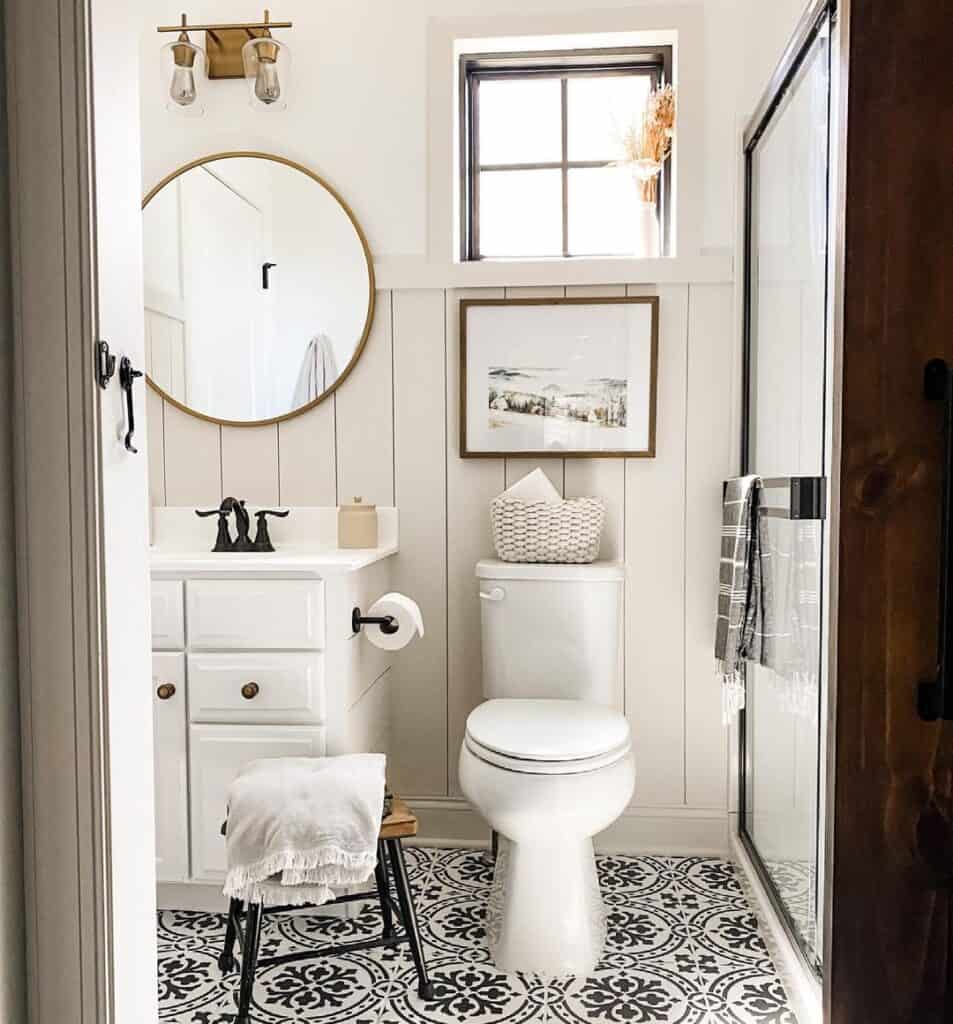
[5,0,122,1020]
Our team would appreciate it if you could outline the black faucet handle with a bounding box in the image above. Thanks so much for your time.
[253,509,289,552]
[195,507,234,552]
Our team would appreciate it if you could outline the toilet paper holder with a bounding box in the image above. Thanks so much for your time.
[352,607,400,635]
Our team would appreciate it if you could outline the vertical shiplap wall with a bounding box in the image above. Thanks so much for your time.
[147,282,734,811]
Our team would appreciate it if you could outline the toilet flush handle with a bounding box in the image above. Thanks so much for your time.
[479,587,505,602]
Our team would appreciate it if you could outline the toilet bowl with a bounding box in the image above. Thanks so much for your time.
[460,698,635,977]
[464,558,632,976]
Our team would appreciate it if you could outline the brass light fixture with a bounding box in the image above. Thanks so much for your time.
[158,14,206,115]
[157,10,293,113]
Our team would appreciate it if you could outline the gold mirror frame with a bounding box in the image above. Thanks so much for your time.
[141,151,376,427]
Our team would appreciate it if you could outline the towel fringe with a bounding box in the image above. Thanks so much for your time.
[223,845,378,905]
[717,660,746,725]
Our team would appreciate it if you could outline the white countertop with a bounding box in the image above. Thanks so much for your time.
[150,543,398,578]
[150,506,398,578]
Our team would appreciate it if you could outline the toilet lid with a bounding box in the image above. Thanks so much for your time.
[465,699,630,763]
[465,733,631,776]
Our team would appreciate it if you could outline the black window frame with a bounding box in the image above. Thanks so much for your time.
[460,46,673,262]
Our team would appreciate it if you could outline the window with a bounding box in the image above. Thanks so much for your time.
[460,47,672,261]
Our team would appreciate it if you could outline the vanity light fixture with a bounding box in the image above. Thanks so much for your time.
[158,14,206,115]
[242,11,292,112]
[156,10,292,114]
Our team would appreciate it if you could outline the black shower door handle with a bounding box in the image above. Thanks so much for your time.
[919,358,953,721]
[119,356,143,454]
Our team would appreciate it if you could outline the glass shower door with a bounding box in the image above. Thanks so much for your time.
[741,0,833,973]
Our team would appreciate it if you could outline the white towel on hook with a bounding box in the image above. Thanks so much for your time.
[223,753,386,907]
[292,333,339,406]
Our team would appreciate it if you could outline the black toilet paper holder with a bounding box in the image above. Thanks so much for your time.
[352,607,400,635]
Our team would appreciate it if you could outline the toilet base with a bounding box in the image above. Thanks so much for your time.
[487,834,606,977]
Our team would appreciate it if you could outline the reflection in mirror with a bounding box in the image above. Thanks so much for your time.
[142,154,373,424]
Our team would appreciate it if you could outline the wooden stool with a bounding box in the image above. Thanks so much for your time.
[219,795,434,1024]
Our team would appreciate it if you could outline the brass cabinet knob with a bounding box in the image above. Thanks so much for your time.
[156,682,176,701]
[241,681,260,700]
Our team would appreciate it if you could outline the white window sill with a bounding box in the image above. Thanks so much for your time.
[373,251,732,290]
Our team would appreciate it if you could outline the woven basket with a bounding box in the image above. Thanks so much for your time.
[490,496,605,564]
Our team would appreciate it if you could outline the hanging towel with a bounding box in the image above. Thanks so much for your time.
[753,517,821,719]
[223,753,386,907]
[714,476,762,722]
[292,333,339,407]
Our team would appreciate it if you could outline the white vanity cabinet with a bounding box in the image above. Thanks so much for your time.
[149,539,396,907]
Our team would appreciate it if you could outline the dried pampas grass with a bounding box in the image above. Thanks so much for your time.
[618,84,676,202]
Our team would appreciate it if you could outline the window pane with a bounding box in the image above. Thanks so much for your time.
[568,166,649,256]
[479,169,562,257]
[567,74,653,162]
[478,78,562,165]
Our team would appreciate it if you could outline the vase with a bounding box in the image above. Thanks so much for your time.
[635,200,660,258]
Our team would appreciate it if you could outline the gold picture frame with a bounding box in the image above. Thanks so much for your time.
[460,296,659,458]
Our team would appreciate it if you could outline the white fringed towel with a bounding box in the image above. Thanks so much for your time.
[223,753,386,907]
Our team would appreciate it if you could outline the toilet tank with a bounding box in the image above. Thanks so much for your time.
[476,558,624,705]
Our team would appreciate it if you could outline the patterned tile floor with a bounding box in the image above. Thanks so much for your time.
[762,859,817,964]
[157,848,798,1024]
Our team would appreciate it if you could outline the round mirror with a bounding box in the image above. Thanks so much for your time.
[142,152,374,425]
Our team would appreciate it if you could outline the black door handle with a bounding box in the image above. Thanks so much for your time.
[919,358,953,721]
[119,356,143,454]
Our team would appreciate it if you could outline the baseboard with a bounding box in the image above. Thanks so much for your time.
[729,824,822,1024]
[157,802,730,912]
[406,797,730,856]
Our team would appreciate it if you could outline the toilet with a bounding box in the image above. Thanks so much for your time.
[459,558,635,977]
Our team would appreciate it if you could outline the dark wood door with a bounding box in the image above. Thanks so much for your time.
[828,1,953,1020]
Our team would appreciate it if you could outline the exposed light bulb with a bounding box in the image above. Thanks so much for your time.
[254,60,281,105]
[169,65,197,107]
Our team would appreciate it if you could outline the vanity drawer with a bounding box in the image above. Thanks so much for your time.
[186,579,325,650]
[151,580,185,650]
[188,653,326,725]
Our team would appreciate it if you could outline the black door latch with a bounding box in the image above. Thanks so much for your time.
[119,356,143,453]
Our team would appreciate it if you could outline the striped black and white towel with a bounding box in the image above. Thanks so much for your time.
[715,476,761,722]
[755,518,821,720]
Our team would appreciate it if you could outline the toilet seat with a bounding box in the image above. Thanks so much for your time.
[464,698,631,776]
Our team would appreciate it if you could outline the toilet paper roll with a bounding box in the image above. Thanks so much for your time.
[365,592,425,651]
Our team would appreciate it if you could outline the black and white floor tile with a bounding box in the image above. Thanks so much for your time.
[761,859,817,962]
[157,849,797,1024]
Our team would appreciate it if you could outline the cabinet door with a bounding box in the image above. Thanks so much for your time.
[189,724,327,882]
[151,580,185,650]
[153,652,188,881]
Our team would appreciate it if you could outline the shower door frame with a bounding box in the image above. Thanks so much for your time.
[737,0,838,980]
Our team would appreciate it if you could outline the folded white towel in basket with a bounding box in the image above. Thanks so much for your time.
[223,753,386,907]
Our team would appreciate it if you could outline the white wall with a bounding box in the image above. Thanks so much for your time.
[138,0,768,257]
[139,0,811,847]
[738,0,811,119]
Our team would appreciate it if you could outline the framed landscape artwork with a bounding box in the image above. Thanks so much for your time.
[460,296,659,458]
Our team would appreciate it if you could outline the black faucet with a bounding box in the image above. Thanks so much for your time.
[195,497,252,552]
[227,498,253,552]
[196,498,288,553]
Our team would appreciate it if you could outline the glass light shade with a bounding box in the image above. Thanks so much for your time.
[242,34,291,112]
[160,36,206,117]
